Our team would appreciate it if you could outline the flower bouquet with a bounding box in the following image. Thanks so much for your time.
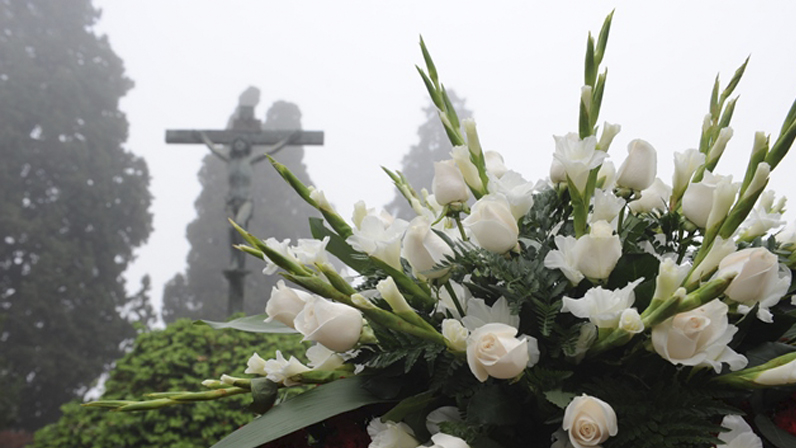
[89,12,796,448]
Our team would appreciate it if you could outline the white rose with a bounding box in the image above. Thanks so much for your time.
[627,178,672,215]
[572,221,622,280]
[717,415,763,448]
[562,394,618,448]
[616,139,657,191]
[561,279,642,328]
[261,350,310,386]
[294,296,363,352]
[402,216,454,279]
[716,247,791,323]
[553,133,607,192]
[442,319,469,352]
[433,160,470,205]
[265,280,312,328]
[367,419,418,448]
[466,322,529,382]
[429,433,471,448]
[651,299,747,373]
[485,150,508,178]
[463,194,519,253]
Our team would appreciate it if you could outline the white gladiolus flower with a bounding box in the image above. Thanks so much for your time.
[544,235,585,285]
[597,122,621,152]
[437,280,470,319]
[428,433,471,448]
[739,190,786,240]
[485,150,508,178]
[433,160,470,205]
[292,236,331,267]
[265,280,312,328]
[487,170,536,220]
[367,419,418,448]
[553,133,607,192]
[262,350,310,386]
[573,220,622,280]
[618,308,644,334]
[261,237,300,275]
[550,158,567,185]
[309,187,334,211]
[777,220,796,248]
[462,194,519,253]
[294,296,363,352]
[347,212,408,271]
[402,216,454,279]
[652,258,690,302]
[426,406,463,435]
[672,148,706,198]
[463,118,482,156]
[461,297,519,330]
[627,178,672,215]
[452,145,484,191]
[706,127,734,167]
[590,189,626,226]
[717,415,763,448]
[306,344,346,371]
[597,160,616,190]
[467,322,531,382]
[561,279,643,329]
[706,177,740,231]
[562,395,618,448]
[616,139,657,191]
[442,319,469,352]
[244,352,268,376]
[651,299,747,373]
[376,277,413,314]
[716,247,792,322]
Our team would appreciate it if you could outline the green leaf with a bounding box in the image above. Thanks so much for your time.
[309,217,369,272]
[195,314,297,334]
[544,389,577,409]
[381,390,438,423]
[466,384,521,426]
[211,376,392,448]
[755,414,796,448]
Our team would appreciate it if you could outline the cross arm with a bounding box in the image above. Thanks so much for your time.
[165,129,324,146]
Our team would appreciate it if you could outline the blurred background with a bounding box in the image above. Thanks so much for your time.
[2,0,796,445]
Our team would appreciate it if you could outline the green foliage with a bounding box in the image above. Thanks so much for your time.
[0,0,152,430]
[32,319,307,448]
[162,101,319,322]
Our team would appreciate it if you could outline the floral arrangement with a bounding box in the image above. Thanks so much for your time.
[89,13,796,448]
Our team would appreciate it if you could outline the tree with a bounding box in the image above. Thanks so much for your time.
[0,0,152,432]
[385,90,473,219]
[32,319,307,448]
[162,100,317,322]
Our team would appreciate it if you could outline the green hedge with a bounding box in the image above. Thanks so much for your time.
[34,318,307,448]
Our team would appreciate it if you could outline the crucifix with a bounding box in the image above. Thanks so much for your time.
[166,89,324,316]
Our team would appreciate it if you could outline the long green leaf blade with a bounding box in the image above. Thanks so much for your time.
[211,376,391,448]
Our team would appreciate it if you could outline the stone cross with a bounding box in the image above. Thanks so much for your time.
[166,90,324,315]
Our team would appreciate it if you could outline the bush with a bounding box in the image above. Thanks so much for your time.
[33,318,307,448]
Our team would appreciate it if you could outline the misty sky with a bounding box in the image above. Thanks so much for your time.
[92,1,796,317]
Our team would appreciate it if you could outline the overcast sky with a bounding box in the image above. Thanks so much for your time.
[93,1,796,316]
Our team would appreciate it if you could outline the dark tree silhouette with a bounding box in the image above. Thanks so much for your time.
[385,90,473,219]
[162,100,318,322]
[0,0,152,431]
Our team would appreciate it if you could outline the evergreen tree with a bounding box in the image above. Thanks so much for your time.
[162,100,317,322]
[0,0,152,431]
[385,90,473,219]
